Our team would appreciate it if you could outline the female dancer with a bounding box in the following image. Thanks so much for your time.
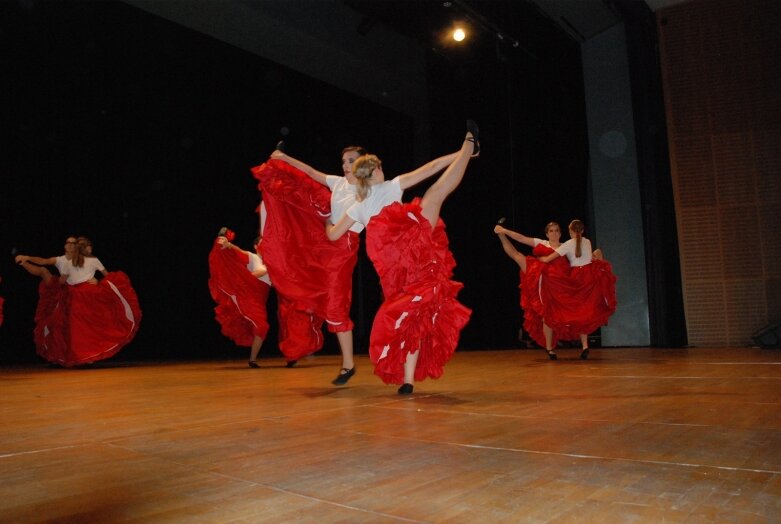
[269,145,367,385]
[326,121,478,394]
[494,221,571,359]
[208,229,271,368]
[536,219,617,359]
[252,154,344,372]
[15,236,141,367]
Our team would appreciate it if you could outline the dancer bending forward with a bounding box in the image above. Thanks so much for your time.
[326,122,478,394]
[208,229,272,368]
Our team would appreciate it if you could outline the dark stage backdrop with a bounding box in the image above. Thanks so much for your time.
[1,1,588,364]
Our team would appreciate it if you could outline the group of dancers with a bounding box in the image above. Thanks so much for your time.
[13,236,142,367]
[494,220,616,360]
[8,119,617,395]
[208,119,616,394]
[209,121,480,394]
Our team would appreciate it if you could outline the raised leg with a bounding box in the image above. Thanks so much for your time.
[420,130,475,228]
[18,260,53,283]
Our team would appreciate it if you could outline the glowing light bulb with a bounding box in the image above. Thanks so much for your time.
[453,28,466,42]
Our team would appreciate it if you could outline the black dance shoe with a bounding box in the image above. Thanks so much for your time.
[579,348,590,360]
[545,350,558,361]
[332,367,355,385]
[285,360,298,368]
[248,361,260,368]
[397,383,414,395]
[466,119,480,157]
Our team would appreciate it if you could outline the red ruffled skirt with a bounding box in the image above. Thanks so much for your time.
[34,272,142,367]
[521,244,572,348]
[365,199,471,384]
[208,240,270,348]
[252,159,359,356]
[520,243,616,346]
[542,259,617,338]
[252,159,339,357]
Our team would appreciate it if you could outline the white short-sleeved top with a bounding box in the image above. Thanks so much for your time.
[247,252,271,286]
[533,238,550,248]
[555,237,593,267]
[326,176,364,233]
[346,178,403,227]
[56,255,105,285]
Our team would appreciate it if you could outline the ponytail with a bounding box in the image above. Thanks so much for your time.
[569,219,585,258]
[352,154,382,202]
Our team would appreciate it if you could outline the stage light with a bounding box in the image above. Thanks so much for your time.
[453,28,466,42]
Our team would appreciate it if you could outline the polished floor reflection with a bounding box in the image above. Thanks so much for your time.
[2,348,780,522]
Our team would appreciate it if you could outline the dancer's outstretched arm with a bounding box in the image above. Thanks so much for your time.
[270,151,330,186]
[538,251,561,264]
[396,152,458,191]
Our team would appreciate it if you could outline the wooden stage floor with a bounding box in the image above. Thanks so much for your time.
[2,348,780,523]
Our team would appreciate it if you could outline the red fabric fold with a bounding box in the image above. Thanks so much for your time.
[519,243,617,347]
[34,272,142,367]
[251,159,340,357]
[208,240,271,348]
[365,199,471,384]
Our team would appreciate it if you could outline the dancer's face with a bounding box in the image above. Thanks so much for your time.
[545,225,561,243]
[64,237,77,254]
[77,238,92,256]
[342,151,361,183]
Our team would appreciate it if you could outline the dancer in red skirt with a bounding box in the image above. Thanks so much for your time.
[494,221,570,359]
[536,219,617,359]
[326,121,479,394]
[208,229,272,368]
[252,154,360,374]
[269,146,367,385]
[15,236,142,367]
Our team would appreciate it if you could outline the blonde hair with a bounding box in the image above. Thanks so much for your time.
[568,219,585,258]
[352,154,382,202]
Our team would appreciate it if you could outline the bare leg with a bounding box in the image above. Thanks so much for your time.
[18,261,53,283]
[420,133,474,228]
[336,330,354,370]
[497,233,527,272]
[579,334,590,360]
[398,349,419,394]
[542,322,557,360]
[248,336,263,367]
[332,330,357,385]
